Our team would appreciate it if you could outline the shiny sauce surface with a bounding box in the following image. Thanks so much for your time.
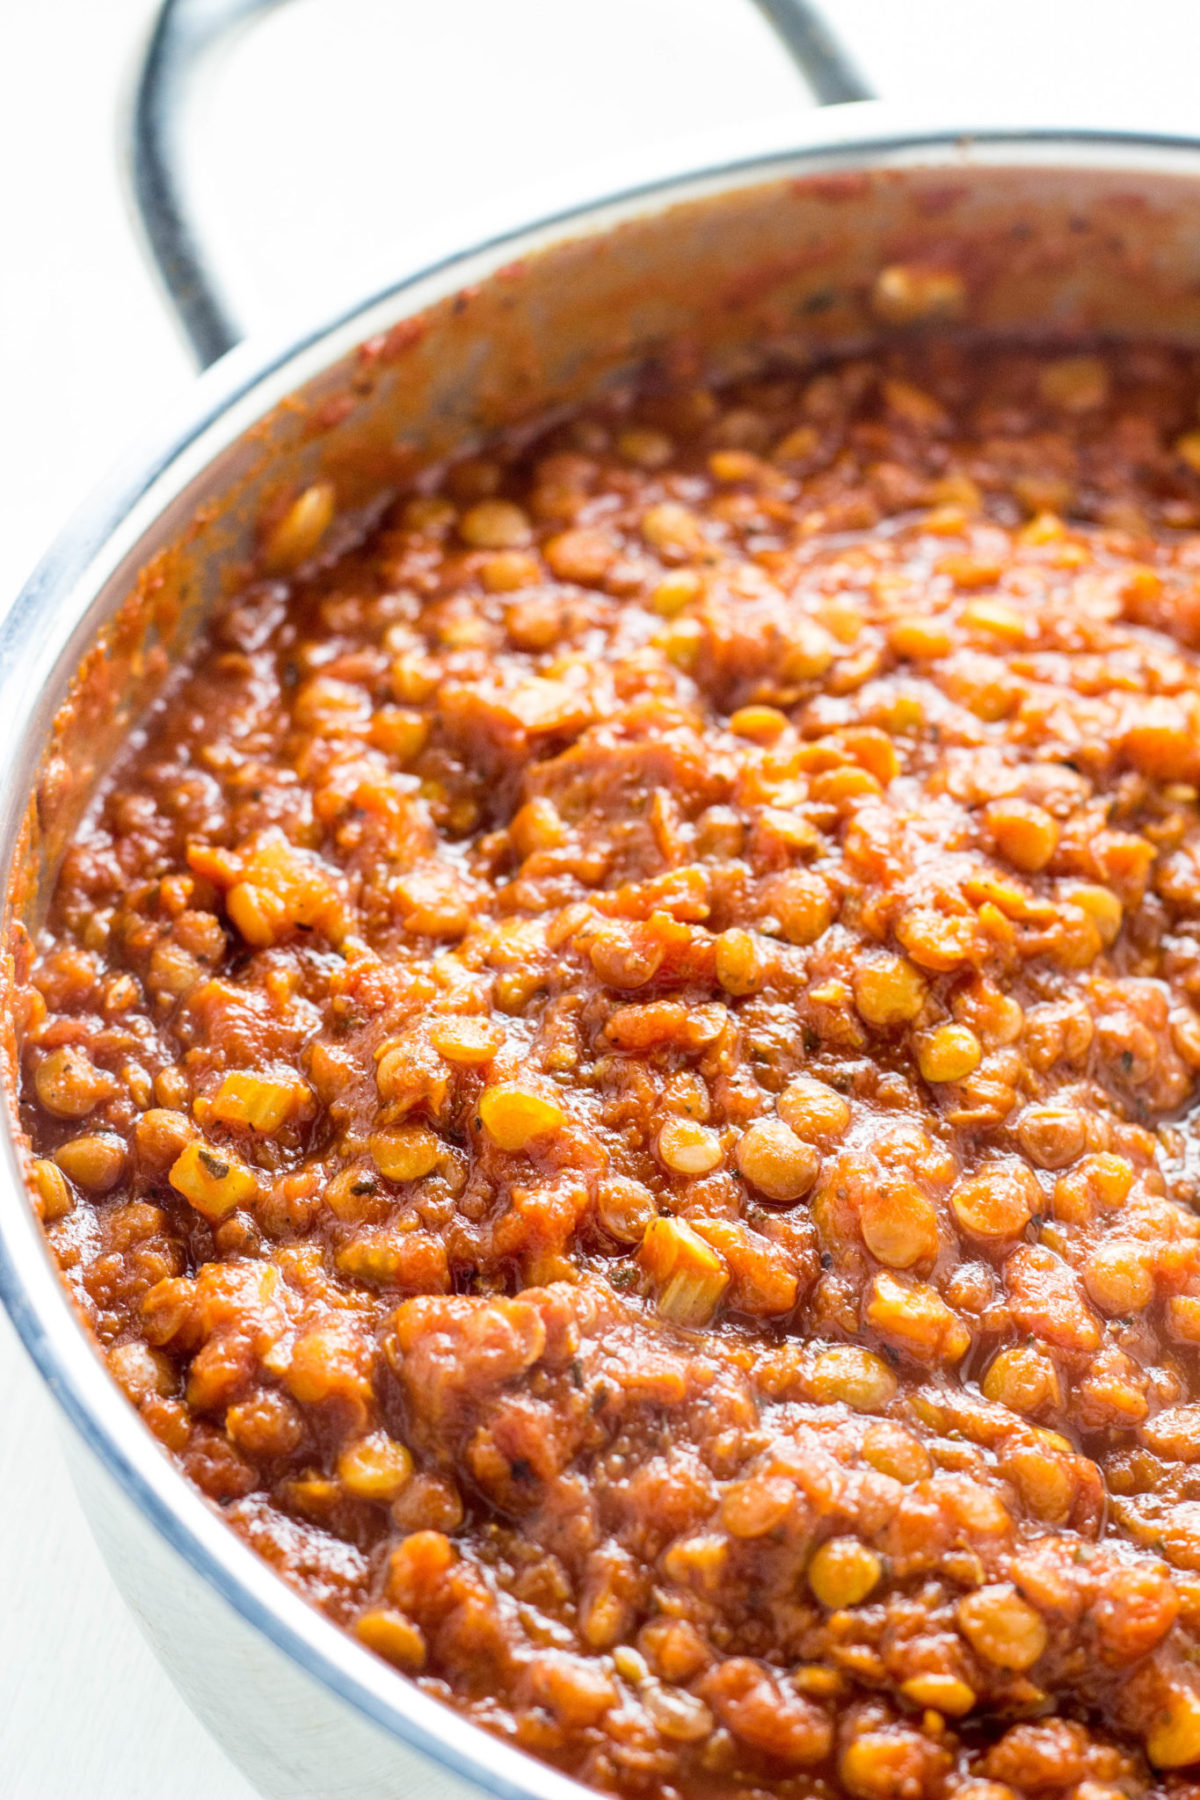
[24,338,1200,1798]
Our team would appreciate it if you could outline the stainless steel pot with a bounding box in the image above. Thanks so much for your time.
[9,5,1200,1795]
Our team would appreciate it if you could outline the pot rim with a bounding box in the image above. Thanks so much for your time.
[8,105,1200,1800]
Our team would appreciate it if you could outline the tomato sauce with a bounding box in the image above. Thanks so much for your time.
[22,336,1200,1797]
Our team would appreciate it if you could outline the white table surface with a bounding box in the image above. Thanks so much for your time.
[4,2,1200,1794]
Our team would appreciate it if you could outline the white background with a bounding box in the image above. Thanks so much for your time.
[3,2,1200,1794]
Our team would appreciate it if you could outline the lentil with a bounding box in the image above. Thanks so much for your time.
[656,1116,723,1176]
[735,1117,820,1202]
[54,1132,126,1192]
[957,1585,1048,1672]
[31,1157,73,1222]
[807,1536,883,1608]
[477,1083,566,1150]
[337,1432,414,1502]
[917,1022,983,1084]
[950,1160,1040,1241]
[262,481,335,573]
[853,955,927,1027]
[777,1074,851,1140]
[714,927,763,995]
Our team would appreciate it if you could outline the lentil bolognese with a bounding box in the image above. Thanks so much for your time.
[21,335,1200,1797]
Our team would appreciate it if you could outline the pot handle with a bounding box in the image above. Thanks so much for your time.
[130,0,873,371]
[748,1,872,106]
